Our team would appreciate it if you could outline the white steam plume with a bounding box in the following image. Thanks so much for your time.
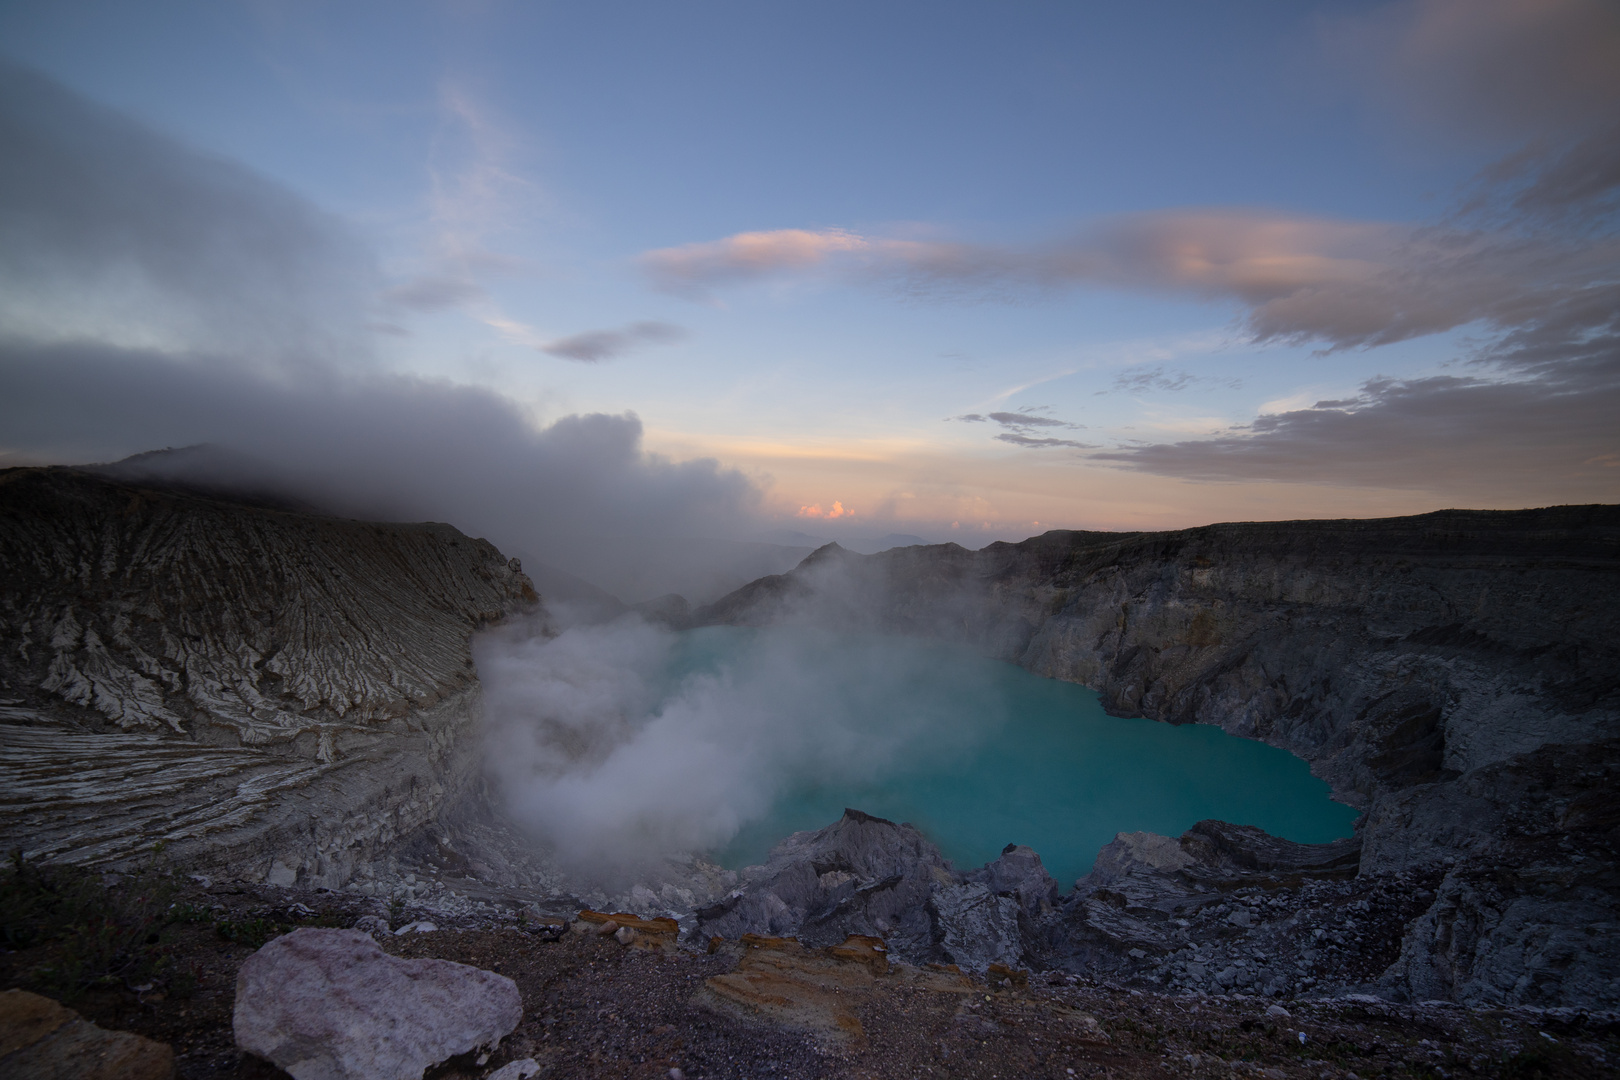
[473,615,1006,883]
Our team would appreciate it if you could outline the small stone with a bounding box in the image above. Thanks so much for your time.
[669,1069,687,1080]
[1266,1004,1292,1018]
[352,915,389,937]
[596,919,621,937]
[393,920,438,935]
[615,925,639,945]
[489,1060,541,1080]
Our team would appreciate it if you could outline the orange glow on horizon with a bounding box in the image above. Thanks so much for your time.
[797,500,853,520]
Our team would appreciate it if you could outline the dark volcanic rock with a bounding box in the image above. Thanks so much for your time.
[0,988,174,1080]
[695,809,1042,973]
[695,507,1620,1008]
[696,810,958,964]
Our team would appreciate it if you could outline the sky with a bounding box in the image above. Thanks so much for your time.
[1,0,1617,558]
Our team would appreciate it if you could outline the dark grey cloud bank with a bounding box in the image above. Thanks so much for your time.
[0,61,762,598]
[0,338,761,572]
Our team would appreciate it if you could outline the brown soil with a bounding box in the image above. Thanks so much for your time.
[1,881,1614,1080]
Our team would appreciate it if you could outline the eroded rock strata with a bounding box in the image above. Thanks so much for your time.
[0,466,540,888]
[693,509,1620,1008]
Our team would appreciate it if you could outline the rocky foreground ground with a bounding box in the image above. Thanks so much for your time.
[2,868,1614,1080]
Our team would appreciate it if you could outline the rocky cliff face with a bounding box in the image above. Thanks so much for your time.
[694,508,1620,1007]
[0,467,540,887]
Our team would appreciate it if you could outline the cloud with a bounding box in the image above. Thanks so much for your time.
[1109,366,1242,394]
[540,321,687,363]
[987,411,1068,428]
[1334,0,1620,229]
[1339,0,1620,141]
[1114,367,1194,393]
[638,214,1393,311]
[995,433,1096,450]
[0,65,767,600]
[639,227,906,296]
[639,211,1620,355]
[1077,3,1620,495]
[642,11,1620,498]
[402,83,541,306]
[1091,368,1620,501]
[0,59,378,366]
[951,407,1091,450]
[384,276,486,312]
[0,338,764,575]
[796,501,852,519]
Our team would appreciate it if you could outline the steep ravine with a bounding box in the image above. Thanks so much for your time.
[694,508,1620,1007]
[0,467,542,888]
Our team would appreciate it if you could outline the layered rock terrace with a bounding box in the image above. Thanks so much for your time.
[0,467,539,885]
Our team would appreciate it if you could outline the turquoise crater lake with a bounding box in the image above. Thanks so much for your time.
[668,627,1359,886]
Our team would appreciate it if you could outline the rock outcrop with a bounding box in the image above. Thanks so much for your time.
[694,508,1620,1007]
[0,467,540,887]
[0,988,175,1080]
[233,927,522,1080]
[694,809,1057,974]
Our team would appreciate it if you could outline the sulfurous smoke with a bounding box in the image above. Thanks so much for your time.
[473,611,1006,883]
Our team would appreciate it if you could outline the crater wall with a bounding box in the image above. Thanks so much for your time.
[0,467,541,887]
[695,508,1620,1006]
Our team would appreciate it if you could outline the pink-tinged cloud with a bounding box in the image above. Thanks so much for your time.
[639,209,1620,355]
[797,500,853,520]
[639,227,962,296]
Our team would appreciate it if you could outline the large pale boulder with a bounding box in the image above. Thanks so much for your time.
[233,928,521,1080]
